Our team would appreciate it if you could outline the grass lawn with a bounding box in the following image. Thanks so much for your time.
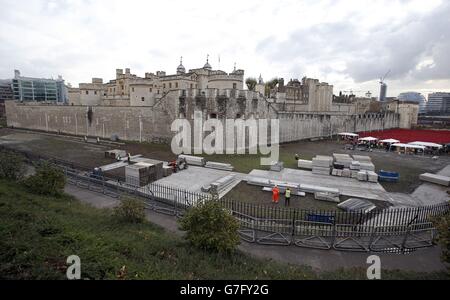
[0,179,448,280]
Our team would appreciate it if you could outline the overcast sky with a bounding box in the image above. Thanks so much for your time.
[1,0,449,97]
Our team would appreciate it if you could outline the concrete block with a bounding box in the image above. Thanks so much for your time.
[419,173,450,186]
[357,171,368,181]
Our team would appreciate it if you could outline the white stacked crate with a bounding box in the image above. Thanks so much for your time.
[333,153,353,168]
[312,155,332,175]
[367,171,379,183]
[205,161,234,171]
[419,173,450,186]
[357,170,368,181]
[178,155,206,166]
[297,159,313,170]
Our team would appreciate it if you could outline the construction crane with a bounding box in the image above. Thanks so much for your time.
[380,70,391,84]
[379,70,391,101]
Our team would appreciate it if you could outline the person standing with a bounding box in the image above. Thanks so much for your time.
[272,185,279,204]
[285,188,291,207]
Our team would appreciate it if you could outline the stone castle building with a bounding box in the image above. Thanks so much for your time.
[5,57,409,144]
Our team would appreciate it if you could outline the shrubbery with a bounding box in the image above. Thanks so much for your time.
[0,151,26,180]
[179,200,240,253]
[433,212,450,266]
[23,162,66,196]
[113,196,146,223]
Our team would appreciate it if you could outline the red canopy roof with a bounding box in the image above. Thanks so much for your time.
[358,129,450,144]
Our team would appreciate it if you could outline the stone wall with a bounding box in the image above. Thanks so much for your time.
[5,90,400,145]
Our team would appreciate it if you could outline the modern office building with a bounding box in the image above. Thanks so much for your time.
[398,92,427,114]
[12,70,68,103]
[0,79,13,116]
[427,92,450,115]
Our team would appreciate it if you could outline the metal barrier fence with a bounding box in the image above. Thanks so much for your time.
[2,145,449,253]
[219,198,449,253]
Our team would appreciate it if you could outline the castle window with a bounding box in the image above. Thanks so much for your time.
[141,97,145,101]
[150,88,152,93]
[163,83,166,89]
[190,84,193,89]
[233,83,237,89]
[94,91,97,95]
[157,90,160,94]
[132,87,135,92]
[175,82,178,88]
[85,90,88,95]
[210,113,217,119]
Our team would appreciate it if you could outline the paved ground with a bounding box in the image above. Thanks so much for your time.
[64,184,449,273]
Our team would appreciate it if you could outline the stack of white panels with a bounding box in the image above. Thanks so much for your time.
[247,177,271,187]
[350,161,361,170]
[357,171,368,181]
[297,159,313,170]
[314,192,340,203]
[205,161,234,171]
[419,173,450,186]
[210,174,236,194]
[178,155,206,166]
[300,184,339,195]
[338,198,376,213]
[359,162,375,172]
[367,171,379,183]
[312,156,332,175]
[333,153,353,168]
[352,155,372,163]
[342,168,351,178]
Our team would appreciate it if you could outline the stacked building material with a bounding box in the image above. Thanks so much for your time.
[247,177,272,187]
[359,162,375,172]
[338,198,376,213]
[205,161,234,171]
[133,159,164,181]
[270,161,284,172]
[312,155,332,175]
[367,171,379,183]
[125,164,151,187]
[357,170,368,181]
[419,173,450,186]
[105,149,127,159]
[333,153,353,168]
[162,165,173,177]
[350,161,361,170]
[342,168,351,178]
[300,184,339,196]
[314,192,340,203]
[351,170,359,179]
[210,174,236,195]
[297,159,313,170]
[352,155,372,163]
[178,155,206,166]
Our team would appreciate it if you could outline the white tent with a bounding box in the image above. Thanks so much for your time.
[358,136,378,142]
[390,143,425,150]
[380,138,400,144]
[338,132,359,137]
[409,141,443,149]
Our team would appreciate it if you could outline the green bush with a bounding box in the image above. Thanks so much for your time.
[23,162,66,196]
[113,196,146,223]
[179,200,240,253]
[433,212,450,266]
[0,151,26,180]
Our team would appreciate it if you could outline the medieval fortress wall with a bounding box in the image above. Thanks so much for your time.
[5,89,399,144]
[5,60,403,144]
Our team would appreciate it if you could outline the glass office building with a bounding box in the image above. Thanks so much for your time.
[12,70,68,103]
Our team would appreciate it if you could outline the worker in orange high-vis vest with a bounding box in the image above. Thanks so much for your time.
[272,185,280,204]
